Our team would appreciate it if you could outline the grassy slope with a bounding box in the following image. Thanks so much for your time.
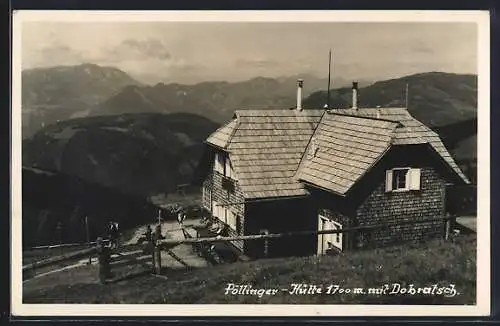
[24,234,476,305]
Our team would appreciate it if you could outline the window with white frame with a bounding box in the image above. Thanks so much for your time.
[211,201,238,230]
[385,168,421,192]
[214,152,235,179]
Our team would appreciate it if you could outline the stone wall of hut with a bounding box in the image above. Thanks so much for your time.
[202,169,246,251]
[354,167,446,249]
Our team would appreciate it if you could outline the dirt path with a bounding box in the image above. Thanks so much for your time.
[124,218,201,244]
[24,218,209,284]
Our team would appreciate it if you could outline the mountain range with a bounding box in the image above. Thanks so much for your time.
[303,72,477,127]
[21,64,368,138]
[92,74,350,122]
[22,64,143,138]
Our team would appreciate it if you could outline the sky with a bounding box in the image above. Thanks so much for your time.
[21,21,478,85]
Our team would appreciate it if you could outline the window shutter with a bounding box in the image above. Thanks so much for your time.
[214,153,218,172]
[212,201,217,217]
[202,186,206,208]
[214,153,225,174]
[220,154,225,175]
[409,168,421,190]
[385,170,393,192]
[225,157,232,178]
[227,210,234,229]
[236,215,242,234]
[219,154,224,174]
[230,163,235,179]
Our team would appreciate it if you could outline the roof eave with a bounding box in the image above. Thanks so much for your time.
[424,143,470,185]
[204,140,229,152]
[243,193,310,202]
[299,179,347,197]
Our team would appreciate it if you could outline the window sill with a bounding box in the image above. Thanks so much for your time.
[391,188,410,193]
[214,170,237,181]
[387,188,421,193]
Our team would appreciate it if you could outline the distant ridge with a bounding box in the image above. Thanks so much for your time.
[303,72,477,127]
[22,63,143,138]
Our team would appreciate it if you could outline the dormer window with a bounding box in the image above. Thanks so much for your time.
[385,168,421,192]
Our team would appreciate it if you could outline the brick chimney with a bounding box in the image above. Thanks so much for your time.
[296,79,304,111]
[352,81,358,110]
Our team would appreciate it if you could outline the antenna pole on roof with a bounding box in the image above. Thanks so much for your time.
[326,49,332,109]
[405,82,409,109]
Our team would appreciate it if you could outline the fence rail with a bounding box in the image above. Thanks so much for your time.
[25,241,102,251]
[22,247,97,272]
[23,215,458,284]
[156,216,453,247]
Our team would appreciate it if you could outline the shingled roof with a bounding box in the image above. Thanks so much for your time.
[331,108,469,184]
[295,113,400,195]
[205,107,469,200]
[205,119,238,149]
[206,109,324,199]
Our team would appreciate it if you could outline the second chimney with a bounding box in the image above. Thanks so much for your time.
[296,79,304,111]
[352,81,358,110]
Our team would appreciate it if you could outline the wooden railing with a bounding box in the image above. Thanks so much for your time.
[23,215,458,284]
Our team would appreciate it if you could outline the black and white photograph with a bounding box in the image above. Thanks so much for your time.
[11,10,490,317]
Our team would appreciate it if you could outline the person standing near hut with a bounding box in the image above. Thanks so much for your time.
[142,225,153,255]
[108,221,119,249]
[114,222,120,247]
[155,223,165,240]
[145,225,152,242]
[107,222,113,244]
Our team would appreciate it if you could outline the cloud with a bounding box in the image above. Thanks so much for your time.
[235,58,279,69]
[21,22,477,83]
[408,40,436,55]
[105,38,172,61]
[410,45,435,55]
[23,43,89,68]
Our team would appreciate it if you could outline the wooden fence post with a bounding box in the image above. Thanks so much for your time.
[150,237,156,273]
[260,229,269,258]
[152,231,162,274]
[154,242,162,274]
[85,216,91,265]
[444,214,451,240]
[96,237,111,284]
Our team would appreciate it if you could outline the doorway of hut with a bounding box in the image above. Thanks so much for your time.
[317,215,342,255]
